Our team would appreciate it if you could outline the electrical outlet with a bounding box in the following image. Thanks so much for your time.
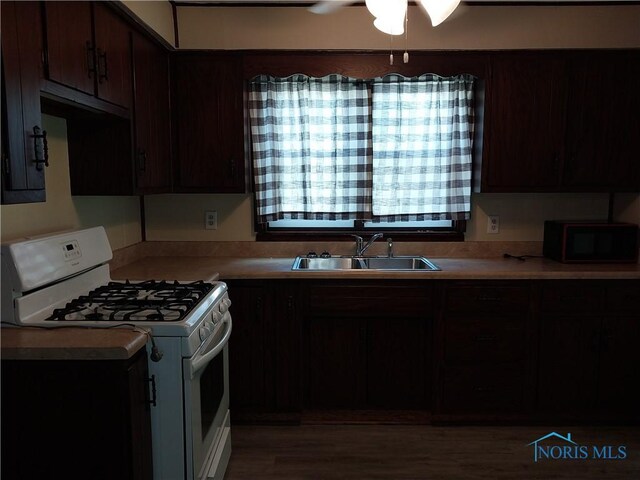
[205,211,217,230]
[487,215,500,234]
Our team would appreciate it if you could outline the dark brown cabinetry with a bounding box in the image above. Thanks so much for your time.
[480,50,640,192]
[434,282,534,420]
[131,31,172,193]
[226,280,299,423]
[562,51,640,191]
[1,1,46,204]
[1,349,153,479]
[43,1,132,110]
[67,28,172,196]
[171,53,246,193]
[303,282,432,413]
[537,281,640,422]
[482,53,566,191]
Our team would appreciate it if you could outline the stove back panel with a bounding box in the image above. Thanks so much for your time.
[1,226,112,293]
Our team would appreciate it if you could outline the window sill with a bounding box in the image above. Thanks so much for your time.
[256,231,465,242]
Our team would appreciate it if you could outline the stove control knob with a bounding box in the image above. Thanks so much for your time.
[199,326,210,341]
[211,312,221,324]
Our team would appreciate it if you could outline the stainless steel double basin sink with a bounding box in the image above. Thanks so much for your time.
[291,255,440,271]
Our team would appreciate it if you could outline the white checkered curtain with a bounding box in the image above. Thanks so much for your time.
[371,74,475,221]
[249,75,372,223]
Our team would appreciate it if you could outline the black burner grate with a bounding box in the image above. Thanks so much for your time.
[46,280,215,322]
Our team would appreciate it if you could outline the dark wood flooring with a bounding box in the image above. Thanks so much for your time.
[225,424,640,479]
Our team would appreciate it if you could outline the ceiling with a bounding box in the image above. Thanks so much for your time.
[172,1,638,4]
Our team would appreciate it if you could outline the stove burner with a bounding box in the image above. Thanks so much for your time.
[45,280,215,323]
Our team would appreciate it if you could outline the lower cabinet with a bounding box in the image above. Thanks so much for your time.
[303,282,432,412]
[433,281,535,421]
[226,280,300,423]
[224,278,639,425]
[1,349,152,479]
[537,281,640,422]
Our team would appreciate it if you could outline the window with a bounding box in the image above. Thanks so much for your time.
[248,73,475,239]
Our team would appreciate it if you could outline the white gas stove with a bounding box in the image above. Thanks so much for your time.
[1,227,232,480]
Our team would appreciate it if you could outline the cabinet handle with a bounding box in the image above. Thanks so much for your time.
[32,126,49,171]
[2,152,10,177]
[475,334,497,342]
[477,295,501,302]
[137,148,147,172]
[86,41,96,78]
[97,48,108,83]
[229,158,236,179]
[473,385,494,393]
[147,374,157,407]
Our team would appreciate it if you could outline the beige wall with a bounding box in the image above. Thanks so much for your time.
[176,5,640,50]
[120,0,175,47]
[0,115,142,250]
[141,4,639,243]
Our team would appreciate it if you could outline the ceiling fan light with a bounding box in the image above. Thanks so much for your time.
[373,16,405,36]
[366,0,407,21]
[419,0,461,27]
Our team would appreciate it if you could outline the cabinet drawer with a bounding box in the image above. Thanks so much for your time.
[444,315,525,364]
[606,282,640,313]
[440,364,524,413]
[541,284,603,313]
[443,284,530,314]
[308,284,432,318]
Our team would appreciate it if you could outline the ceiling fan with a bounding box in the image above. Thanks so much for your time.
[309,0,462,33]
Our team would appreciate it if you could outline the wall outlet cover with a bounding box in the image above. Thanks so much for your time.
[205,211,217,230]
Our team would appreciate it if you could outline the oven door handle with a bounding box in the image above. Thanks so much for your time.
[190,314,232,378]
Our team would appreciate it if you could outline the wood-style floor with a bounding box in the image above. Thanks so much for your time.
[225,425,640,479]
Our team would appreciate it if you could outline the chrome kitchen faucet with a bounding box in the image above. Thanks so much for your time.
[351,233,384,256]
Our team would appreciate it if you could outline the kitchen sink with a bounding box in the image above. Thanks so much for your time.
[291,256,440,271]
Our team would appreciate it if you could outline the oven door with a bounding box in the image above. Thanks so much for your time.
[183,312,232,480]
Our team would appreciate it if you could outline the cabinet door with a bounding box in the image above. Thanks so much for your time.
[227,284,271,412]
[482,53,566,191]
[563,51,640,191]
[537,314,600,413]
[305,316,365,409]
[44,1,94,96]
[1,1,45,204]
[93,4,132,108]
[172,53,245,192]
[132,32,171,192]
[367,317,428,409]
[597,315,640,417]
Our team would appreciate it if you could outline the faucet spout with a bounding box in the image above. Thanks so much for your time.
[358,232,383,256]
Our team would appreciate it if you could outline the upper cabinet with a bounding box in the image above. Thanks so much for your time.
[562,51,640,191]
[171,53,246,193]
[1,1,46,204]
[481,53,567,192]
[479,50,640,193]
[43,1,132,112]
[131,31,172,193]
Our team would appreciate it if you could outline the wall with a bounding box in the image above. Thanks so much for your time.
[0,115,142,250]
[143,4,640,243]
[176,5,640,50]
[120,0,175,47]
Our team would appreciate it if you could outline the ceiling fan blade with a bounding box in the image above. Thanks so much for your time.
[308,0,356,15]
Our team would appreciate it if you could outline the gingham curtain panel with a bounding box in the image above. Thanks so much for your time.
[248,73,475,224]
[248,74,373,223]
[371,74,475,222]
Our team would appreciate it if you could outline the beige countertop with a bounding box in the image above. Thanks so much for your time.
[111,255,640,281]
[1,327,148,361]
[111,256,220,282]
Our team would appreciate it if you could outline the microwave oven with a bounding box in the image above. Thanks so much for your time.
[543,221,639,263]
